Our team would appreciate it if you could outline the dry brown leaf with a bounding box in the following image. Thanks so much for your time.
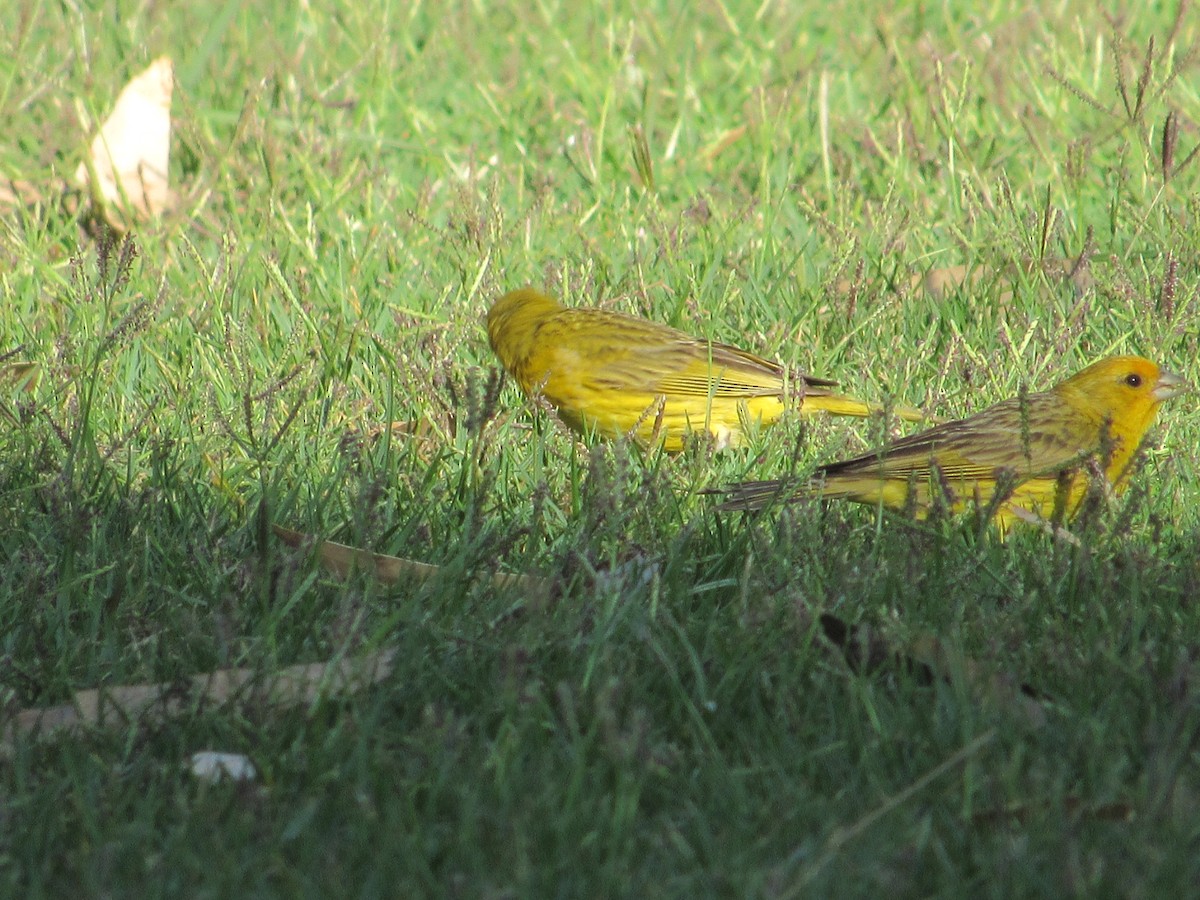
[0,363,39,391]
[0,179,47,209]
[272,524,552,602]
[907,631,1047,727]
[74,56,176,231]
[0,362,38,425]
[700,125,747,163]
[811,609,1046,728]
[2,649,396,753]
[917,264,985,299]
[339,417,443,462]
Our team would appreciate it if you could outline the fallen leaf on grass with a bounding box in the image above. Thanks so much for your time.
[808,609,1046,727]
[189,751,258,784]
[338,417,443,462]
[74,55,176,231]
[2,57,177,228]
[817,612,936,686]
[0,179,47,208]
[272,524,552,603]
[700,125,747,163]
[73,55,175,230]
[2,649,395,753]
[0,362,39,425]
[0,362,39,391]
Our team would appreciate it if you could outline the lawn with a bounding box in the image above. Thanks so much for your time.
[2,0,1199,895]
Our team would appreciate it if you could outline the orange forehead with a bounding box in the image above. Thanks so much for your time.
[1074,355,1159,386]
[1114,356,1160,382]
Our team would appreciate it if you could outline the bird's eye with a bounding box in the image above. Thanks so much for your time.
[1124,373,1143,388]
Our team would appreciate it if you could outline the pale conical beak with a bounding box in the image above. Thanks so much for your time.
[1153,369,1191,401]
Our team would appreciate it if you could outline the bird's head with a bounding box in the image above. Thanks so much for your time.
[1055,355,1189,439]
[486,288,563,361]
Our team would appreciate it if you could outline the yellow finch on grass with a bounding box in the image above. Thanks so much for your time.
[714,356,1189,534]
[487,288,927,451]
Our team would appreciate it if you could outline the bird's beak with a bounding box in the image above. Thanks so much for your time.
[1154,369,1191,401]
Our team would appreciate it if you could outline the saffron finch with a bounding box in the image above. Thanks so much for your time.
[714,356,1189,534]
[487,288,927,451]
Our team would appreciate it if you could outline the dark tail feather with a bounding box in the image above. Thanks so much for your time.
[703,477,811,512]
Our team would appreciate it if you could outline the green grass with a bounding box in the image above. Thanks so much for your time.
[3,0,1200,895]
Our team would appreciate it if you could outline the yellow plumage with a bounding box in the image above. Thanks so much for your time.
[716,356,1190,534]
[487,288,927,451]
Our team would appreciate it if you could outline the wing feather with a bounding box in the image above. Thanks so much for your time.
[531,308,848,402]
[819,393,1092,484]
